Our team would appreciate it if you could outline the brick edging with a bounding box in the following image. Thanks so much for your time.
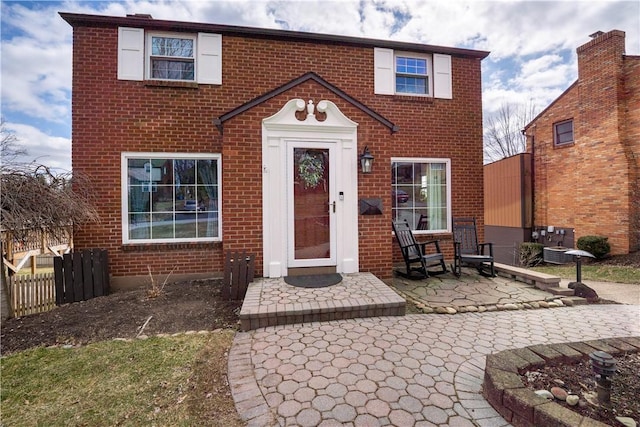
[227,332,275,426]
[483,336,640,427]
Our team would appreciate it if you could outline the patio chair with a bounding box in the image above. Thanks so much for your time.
[392,220,447,279]
[416,214,430,230]
[451,217,495,277]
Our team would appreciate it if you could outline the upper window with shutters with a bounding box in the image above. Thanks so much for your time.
[117,27,222,85]
[374,48,452,99]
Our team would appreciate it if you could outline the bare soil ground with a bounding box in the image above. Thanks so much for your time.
[1,278,242,355]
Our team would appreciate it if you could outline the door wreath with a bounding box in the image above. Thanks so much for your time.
[298,151,325,188]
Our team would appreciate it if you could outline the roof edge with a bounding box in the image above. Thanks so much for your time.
[523,80,578,131]
[214,72,398,134]
[58,12,490,60]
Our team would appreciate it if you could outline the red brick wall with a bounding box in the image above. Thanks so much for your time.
[70,22,485,283]
[527,31,640,254]
[623,55,640,252]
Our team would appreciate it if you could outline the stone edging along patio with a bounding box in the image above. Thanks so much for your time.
[483,336,640,427]
[396,288,586,315]
[393,262,587,315]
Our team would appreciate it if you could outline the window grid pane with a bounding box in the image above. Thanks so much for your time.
[395,56,428,94]
[396,76,427,94]
[126,156,220,242]
[151,37,194,58]
[392,161,448,231]
[151,59,195,80]
[150,36,195,81]
[396,57,427,76]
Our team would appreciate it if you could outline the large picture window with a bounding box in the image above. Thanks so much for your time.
[122,153,221,243]
[391,158,451,232]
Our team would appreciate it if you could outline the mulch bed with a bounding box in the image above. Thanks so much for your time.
[1,279,241,355]
[522,352,640,426]
[589,251,640,268]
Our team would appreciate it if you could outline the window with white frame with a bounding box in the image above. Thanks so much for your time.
[554,119,574,146]
[148,34,195,81]
[391,158,451,232]
[117,27,222,84]
[395,54,430,95]
[122,153,221,243]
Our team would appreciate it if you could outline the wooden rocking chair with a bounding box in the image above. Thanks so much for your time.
[452,217,495,277]
[392,220,447,279]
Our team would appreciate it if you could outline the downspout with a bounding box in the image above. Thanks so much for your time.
[530,134,535,235]
[522,127,535,239]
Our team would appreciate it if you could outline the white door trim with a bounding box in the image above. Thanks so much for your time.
[262,99,359,278]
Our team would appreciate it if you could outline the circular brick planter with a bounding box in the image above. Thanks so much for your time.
[483,336,640,427]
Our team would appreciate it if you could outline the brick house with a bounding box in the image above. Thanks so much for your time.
[61,12,489,288]
[523,30,640,256]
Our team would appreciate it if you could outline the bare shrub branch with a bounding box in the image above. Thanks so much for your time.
[1,120,99,242]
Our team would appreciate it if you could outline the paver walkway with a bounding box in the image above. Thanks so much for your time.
[388,272,557,312]
[229,304,640,426]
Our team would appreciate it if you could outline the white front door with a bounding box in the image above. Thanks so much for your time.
[262,98,359,278]
[287,142,336,267]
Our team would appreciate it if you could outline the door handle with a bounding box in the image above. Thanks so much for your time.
[330,201,336,213]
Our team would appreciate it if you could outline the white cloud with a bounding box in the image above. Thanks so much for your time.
[1,37,72,122]
[516,54,575,90]
[1,2,73,124]
[1,2,71,44]
[4,122,72,172]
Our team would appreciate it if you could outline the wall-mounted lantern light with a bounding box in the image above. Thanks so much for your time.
[360,146,374,174]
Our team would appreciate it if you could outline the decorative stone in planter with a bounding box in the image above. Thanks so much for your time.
[483,337,640,427]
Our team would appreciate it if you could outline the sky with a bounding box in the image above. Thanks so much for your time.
[1,0,639,172]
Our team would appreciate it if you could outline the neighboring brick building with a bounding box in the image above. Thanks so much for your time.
[523,30,640,256]
[61,12,489,288]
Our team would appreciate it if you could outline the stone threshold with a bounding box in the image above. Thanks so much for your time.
[483,336,640,427]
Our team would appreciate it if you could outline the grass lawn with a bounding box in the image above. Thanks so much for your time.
[531,264,640,284]
[1,331,244,427]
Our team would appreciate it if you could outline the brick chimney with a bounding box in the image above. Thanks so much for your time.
[576,30,626,140]
[577,29,625,77]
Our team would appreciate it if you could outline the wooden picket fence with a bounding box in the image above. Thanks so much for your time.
[8,273,57,317]
[54,249,110,305]
[222,250,255,300]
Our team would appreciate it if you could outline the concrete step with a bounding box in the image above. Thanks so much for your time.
[239,273,406,331]
[544,286,575,296]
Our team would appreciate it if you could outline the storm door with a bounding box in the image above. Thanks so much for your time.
[287,142,337,267]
